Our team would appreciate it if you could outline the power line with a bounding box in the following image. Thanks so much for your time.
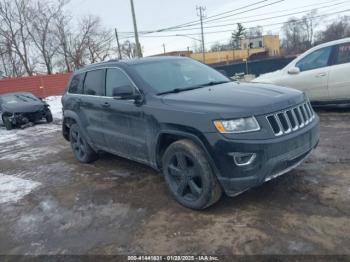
[135,9,350,38]
[131,3,350,37]
[157,1,350,32]
[182,0,285,27]
[201,0,349,25]
[118,0,284,36]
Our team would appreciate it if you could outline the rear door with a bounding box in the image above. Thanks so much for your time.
[78,69,107,148]
[279,46,333,101]
[328,42,350,101]
[101,67,149,162]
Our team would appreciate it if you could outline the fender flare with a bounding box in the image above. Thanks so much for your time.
[62,110,96,150]
[155,129,221,177]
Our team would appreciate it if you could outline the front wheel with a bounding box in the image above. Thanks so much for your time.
[2,115,13,130]
[69,124,98,163]
[162,139,222,210]
[45,109,53,123]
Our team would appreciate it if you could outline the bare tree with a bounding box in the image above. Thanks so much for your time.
[282,18,309,55]
[55,13,73,72]
[121,40,137,59]
[0,0,34,76]
[316,16,350,44]
[301,10,320,48]
[25,0,65,74]
[83,16,116,63]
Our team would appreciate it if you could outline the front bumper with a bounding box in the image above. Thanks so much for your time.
[8,110,48,126]
[205,115,320,196]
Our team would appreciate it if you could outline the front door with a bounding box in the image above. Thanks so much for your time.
[279,46,333,101]
[328,42,350,101]
[101,68,149,163]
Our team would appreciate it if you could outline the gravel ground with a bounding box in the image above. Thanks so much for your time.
[0,109,349,256]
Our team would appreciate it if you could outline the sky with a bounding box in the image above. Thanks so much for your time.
[65,0,350,56]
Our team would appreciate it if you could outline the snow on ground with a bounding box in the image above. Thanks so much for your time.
[0,124,62,161]
[0,174,41,204]
[44,96,62,120]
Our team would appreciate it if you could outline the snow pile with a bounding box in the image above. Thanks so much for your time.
[44,96,62,120]
[0,174,41,204]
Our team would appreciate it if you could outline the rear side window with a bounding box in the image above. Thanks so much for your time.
[106,68,134,97]
[83,69,105,96]
[335,43,350,65]
[296,46,332,72]
[68,74,83,94]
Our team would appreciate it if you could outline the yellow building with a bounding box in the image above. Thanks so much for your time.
[190,35,281,64]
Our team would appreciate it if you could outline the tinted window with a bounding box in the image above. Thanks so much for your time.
[106,68,134,97]
[133,59,228,93]
[83,69,105,96]
[296,46,332,72]
[68,74,82,94]
[335,43,350,65]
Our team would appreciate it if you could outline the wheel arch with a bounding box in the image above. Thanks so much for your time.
[155,128,220,177]
[62,110,92,147]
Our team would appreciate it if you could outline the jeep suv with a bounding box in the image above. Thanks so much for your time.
[62,57,320,209]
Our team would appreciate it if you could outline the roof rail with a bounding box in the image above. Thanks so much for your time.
[108,59,119,62]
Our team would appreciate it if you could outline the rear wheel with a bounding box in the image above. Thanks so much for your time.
[2,115,13,130]
[45,109,53,123]
[69,124,98,163]
[162,139,222,210]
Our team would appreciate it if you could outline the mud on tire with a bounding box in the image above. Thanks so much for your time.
[69,123,98,163]
[162,139,222,210]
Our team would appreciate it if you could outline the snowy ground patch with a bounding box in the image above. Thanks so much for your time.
[0,174,41,204]
[44,96,62,120]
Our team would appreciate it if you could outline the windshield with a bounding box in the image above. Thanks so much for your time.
[133,58,229,94]
[1,93,39,103]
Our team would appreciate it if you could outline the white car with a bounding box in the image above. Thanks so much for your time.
[252,38,350,106]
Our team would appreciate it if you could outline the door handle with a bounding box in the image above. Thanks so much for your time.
[101,102,111,108]
[316,73,326,77]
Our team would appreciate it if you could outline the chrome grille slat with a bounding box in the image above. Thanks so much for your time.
[266,102,315,136]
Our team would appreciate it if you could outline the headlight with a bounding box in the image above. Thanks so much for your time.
[213,116,260,133]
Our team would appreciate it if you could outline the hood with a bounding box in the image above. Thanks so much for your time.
[2,100,45,113]
[252,70,284,84]
[161,82,305,117]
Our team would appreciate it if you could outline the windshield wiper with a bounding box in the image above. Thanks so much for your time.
[157,80,230,95]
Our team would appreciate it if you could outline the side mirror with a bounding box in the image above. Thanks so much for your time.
[288,67,300,75]
[113,85,141,100]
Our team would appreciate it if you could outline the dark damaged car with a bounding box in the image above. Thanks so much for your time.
[0,92,53,130]
[62,57,320,210]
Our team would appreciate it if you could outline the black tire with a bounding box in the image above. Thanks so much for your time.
[69,123,98,163]
[2,115,13,130]
[162,139,222,210]
[45,109,53,123]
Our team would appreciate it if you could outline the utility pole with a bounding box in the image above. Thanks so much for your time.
[163,43,166,54]
[197,6,206,63]
[114,28,122,60]
[130,0,142,58]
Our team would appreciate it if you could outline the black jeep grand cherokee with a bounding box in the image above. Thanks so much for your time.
[62,57,319,209]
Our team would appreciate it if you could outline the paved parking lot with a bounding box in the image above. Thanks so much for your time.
[0,109,349,255]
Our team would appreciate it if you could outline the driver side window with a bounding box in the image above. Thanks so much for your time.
[106,68,134,97]
[296,46,332,72]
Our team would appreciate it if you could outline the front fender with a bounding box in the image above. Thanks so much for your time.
[154,127,221,178]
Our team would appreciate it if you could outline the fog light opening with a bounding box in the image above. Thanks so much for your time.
[232,152,256,166]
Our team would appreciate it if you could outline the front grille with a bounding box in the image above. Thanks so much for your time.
[266,101,315,136]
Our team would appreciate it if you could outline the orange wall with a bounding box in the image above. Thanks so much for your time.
[0,73,72,98]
